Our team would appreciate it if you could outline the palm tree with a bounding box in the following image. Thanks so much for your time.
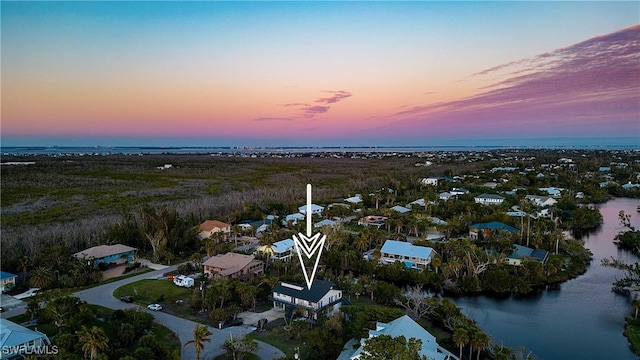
[431,255,442,274]
[76,325,109,360]
[191,252,203,268]
[472,330,491,360]
[453,326,469,360]
[632,298,640,319]
[29,266,53,289]
[19,255,30,286]
[184,324,212,360]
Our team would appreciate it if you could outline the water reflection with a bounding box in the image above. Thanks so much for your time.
[453,198,640,360]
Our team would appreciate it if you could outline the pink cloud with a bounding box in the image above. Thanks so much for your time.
[382,25,640,139]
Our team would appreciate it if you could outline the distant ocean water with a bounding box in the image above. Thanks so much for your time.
[1,143,639,156]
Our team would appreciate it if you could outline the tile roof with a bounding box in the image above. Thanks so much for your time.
[199,220,231,231]
[272,280,335,302]
[203,253,258,275]
[381,240,433,260]
[73,244,136,260]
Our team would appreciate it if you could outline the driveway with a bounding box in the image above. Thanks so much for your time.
[74,264,284,360]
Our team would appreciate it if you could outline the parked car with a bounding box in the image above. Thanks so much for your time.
[120,296,134,303]
[147,303,162,311]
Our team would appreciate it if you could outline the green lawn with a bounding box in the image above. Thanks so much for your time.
[247,319,305,359]
[113,279,193,306]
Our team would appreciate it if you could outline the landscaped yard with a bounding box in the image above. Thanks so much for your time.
[247,318,306,359]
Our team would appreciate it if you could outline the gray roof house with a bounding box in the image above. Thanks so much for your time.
[507,245,549,266]
[270,280,349,321]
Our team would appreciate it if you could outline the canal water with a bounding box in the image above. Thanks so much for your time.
[453,197,640,360]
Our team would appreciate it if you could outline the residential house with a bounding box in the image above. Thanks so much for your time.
[379,240,435,270]
[538,187,563,197]
[346,315,459,360]
[469,222,518,240]
[622,182,640,190]
[345,194,363,204]
[525,195,557,207]
[298,204,324,215]
[474,193,505,206]
[439,192,454,201]
[0,319,51,360]
[420,177,444,186]
[198,220,231,240]
[408,198,425,208]
[202,253,264,280]
[315,219,338,228]
[450,188,470,196]
[270,280,347,321]
[73,244,136,267]
[256,239,295,262]
[390,205,411,214]
[0,271,17,293]
[282,213,305,226]
[482,181,499,189]
[358,215,387,228]
[507,245,549,266]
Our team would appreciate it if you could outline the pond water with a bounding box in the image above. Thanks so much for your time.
[453,197,640,360]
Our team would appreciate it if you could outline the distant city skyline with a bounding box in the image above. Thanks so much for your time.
[2,2,639,147]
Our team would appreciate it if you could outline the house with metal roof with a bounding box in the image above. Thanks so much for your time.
[474,193,505,205]
[507,245,549,266]
[298,203,324,215]
[346,315,459,360]
[390,205,411,214]
[469,222,518,240]
[270,280,348,321]
[282,213,305,226]
[525,195,557,207]
[379,240,435,270]
[256,239,295,262]
[0,271,17,293]
[0,319,51,359]
[73,244,136,267]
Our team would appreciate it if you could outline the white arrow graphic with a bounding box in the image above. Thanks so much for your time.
[293,184,326,289]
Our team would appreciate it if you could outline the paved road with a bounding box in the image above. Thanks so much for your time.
[74,266,285,360]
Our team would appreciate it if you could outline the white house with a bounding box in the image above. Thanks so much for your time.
[347,315,459,360]
[390,205,411,214]
[298,204,324,215]
[282,213,305,226]
[525,195,557,207]
[345,194,363,204]
[420,177,444,186]
[379,240,435,270]
[474,193,505,205]
[270,280,346,321]
[1,271,17,293]
[450,188,470,196]
[439,192,454,201]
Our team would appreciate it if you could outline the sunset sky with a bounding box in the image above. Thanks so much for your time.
[2,1,639,147]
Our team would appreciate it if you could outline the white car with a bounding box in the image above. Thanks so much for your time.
[147,303,162,311]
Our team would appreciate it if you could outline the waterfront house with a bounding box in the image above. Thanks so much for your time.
[507,245,549,266]
[270,280,347,321]
[73,244,136,267]
[469,222,519,240]
[379,240,435,270]
[202,253,264,279]
[346,315,459,360]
